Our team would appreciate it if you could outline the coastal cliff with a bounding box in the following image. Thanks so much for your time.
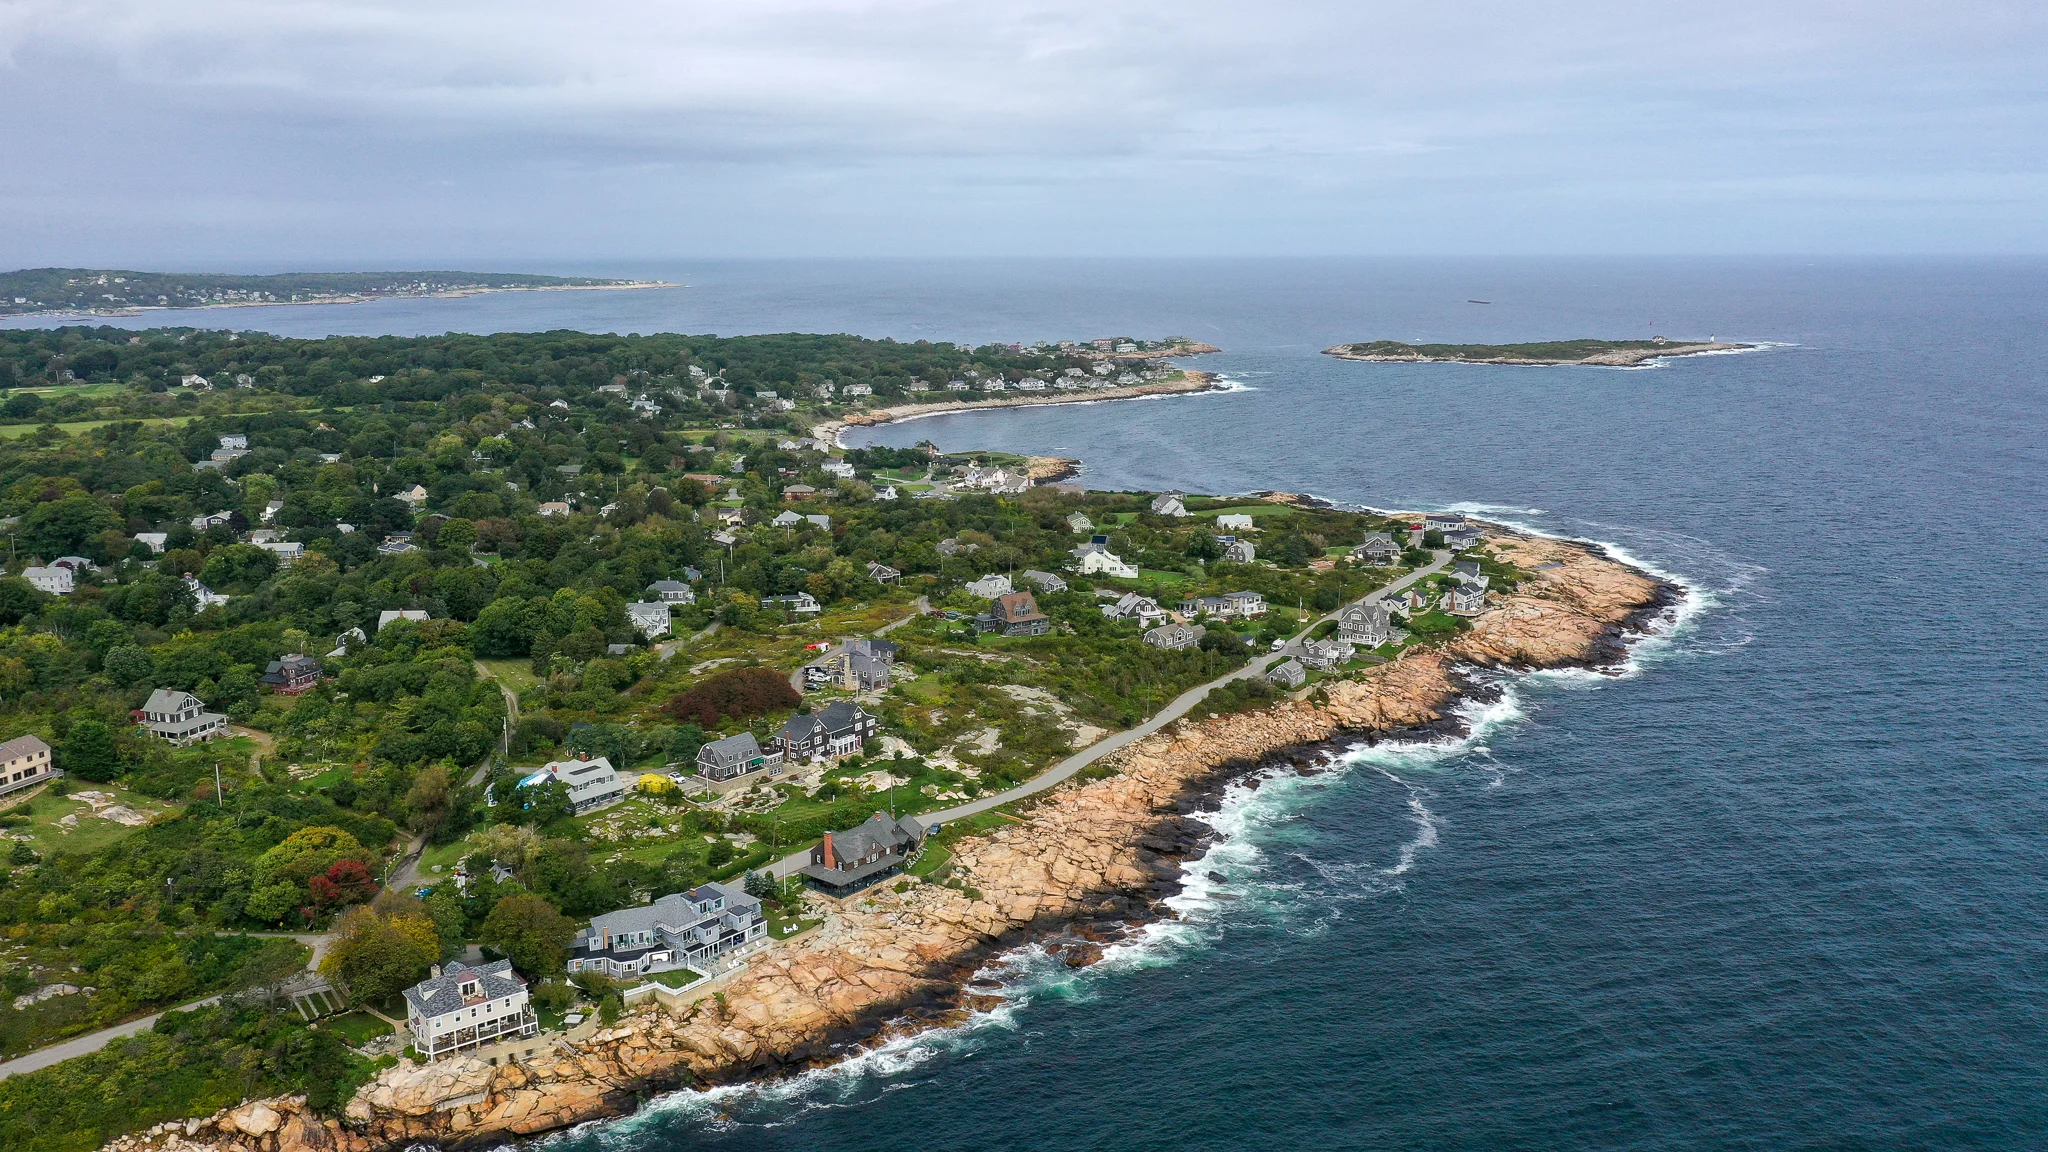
[102,532,1669,1152]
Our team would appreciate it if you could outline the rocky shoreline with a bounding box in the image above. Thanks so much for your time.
[103,529,1674,1152]
[815,368,1226,447]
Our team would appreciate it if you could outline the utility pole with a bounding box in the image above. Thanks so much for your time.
[214,761,224,807]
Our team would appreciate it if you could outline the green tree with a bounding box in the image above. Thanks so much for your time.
[59,720,121,783]
[253,826,376,891]
[471,598,533,657]
[245,882,302,924]
[478,892,576,977]
[19,493,119,558]
[320,904,440,1006]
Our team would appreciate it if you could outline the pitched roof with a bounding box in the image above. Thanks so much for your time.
[0,734,50,761]
[403,959,525,1016]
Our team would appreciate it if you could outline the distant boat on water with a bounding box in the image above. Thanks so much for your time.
[1467,299,1491,304]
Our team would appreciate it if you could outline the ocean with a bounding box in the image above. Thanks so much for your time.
[16,258,2048,1149]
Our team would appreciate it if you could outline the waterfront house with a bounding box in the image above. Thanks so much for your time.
[1077,550,1140,579]
[1144,623,1205,651]
[140,688,227,745]
[976,591,1052,637]
[1224,540,1256,564]
[776,700,879,761]
[1150,493,1190,517]
[1301,638,1355,671]
[800,812,926,896]
[647,579,696,604]
[1102,592,1167,626]
[518,755,629,814]
[1020,570,1068,593]
[404,960,537,1063]
[1424,512,1467,534]
[1398,587,1432,614]
[1337,601,1393,647]
[761,592,823,616]
[627,601,673,638]
[0,735,57,798]
[21,566,73,595]
[1352,533,1401,566]
[965,573,1014,599]
[567,883,767,980]
[1268,659,1307,689]
[695,732,784,783]
[258,654,323,695]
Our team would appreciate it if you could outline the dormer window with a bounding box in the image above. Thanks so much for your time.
[459,980,479,997]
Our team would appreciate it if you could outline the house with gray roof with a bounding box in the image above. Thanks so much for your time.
[1338,600,1393,647]
[1224,539,1257,564]
[140,688,227,745]
[776,700,879,762]
[516,755,629,814]
[627,601,673,638]
[1301,638,1355,671]
[1351,533,1401,566]
[800,812,926,896]
[965,573,1014,599]
[1150,493,1189,517]
[647,579,696,604]
[0,734,56,798]
[567,882,767,980]
[1101,591,1166,626]
[1020,570,1067,593]
[1268,658,1307,689]
[1144,623,1205,651]
[403,960,537,1061]
[696,732,784,784]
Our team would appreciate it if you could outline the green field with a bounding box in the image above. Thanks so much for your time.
[0,414,202,438]
[3,783,176,856]
[474,658,541,693]
[320,1011,394,1046]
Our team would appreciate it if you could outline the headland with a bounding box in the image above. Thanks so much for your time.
[1322,338,1753,366]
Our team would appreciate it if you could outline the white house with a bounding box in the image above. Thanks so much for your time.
[134,532,168,554]
[218,434,248,451]
[627,601,673,638]
[538,502,571,518]
[21,566,73,595]
[1077,550,1140,579]
[822,460,855,479]
[395,485,429,507]
[1150,493,1189,517]
[567,883,768,980]
[257,541,304,566]
[1216,514,1256,532]
[376,609,430,630]
[403,960,538,1062]
[140,689,227,745]
[0,735,57,798]
[965,574,1014,599]
[184,575,229,609]
[518,755,629,814]
[646,579,695,604]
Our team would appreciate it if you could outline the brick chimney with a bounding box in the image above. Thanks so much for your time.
[821,831,837,870]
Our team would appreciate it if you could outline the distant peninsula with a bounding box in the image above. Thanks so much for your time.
[1322,338,1752,366]
[0,268,669,316]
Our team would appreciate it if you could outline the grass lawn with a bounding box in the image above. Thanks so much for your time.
[1195,504,1297,521]
[768,913,823,939]
[0,414,204,438]
[1137,569,1191,585]
[9,783,176,856]
[911,807,1019,877]
[8,382,130,398]
[475,658,540,693]
[416,836,474,878]
[320,1011,394,1046]
[644,968,705,988]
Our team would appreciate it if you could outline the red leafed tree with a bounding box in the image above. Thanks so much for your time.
[665,666,800,726]
[309,858,379,908]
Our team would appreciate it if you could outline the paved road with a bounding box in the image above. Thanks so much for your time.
[763,556,1449,879]
[0,932,329,1080]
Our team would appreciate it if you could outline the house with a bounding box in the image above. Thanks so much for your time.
[1224,539,1256,564]
[517,755,629,814]
[21,566,73,595]
[866,561,900,583]
[1067,512,1094,533]
[245,529,283,546]
[378,536,417,555]
[191,511,235,531]
[1150,493,1189,517]
[1144,623,1205,651]
[1446,579,1489,616]
[626,602,673,638]
[377,609,430,630]
[821,460,855,479]
[842,383,872,397]
[776,700,880,761]
[805,514,831,530]
[180,374,210,389]
[976,591,1052,637]
[761,592,823,616]
[770,510,804,528]
[1220,591,1267,617]
[807,649,891,692]
[965,574,1014,599]
[257,541,304,566]
[695,732,785,783]
[783,483,817,500]
[258,654,323,695]
[218,434,248,451]
[403,960,537,1062]
[1397,587,1432,614]
[140,688,228,745]
[262,500,285,523]
[1102,591,1166,626]
[1020,570,1068,593]
[326,627,367,657]
[1301,638,1354,671]
[847,638,899,664]
[1444,526,1483,550]
[876,485,898,500]
[0,734,57,798]
[1179,595,1230,618]
[184,575,229,609]
[1215,514,1256,532]
[1337,601,1392,647]
[538,502,571,518]
[1077,550,1140,579]
[1424,512,1467,534]
[647,579,696,604]
[937,537,977,557]
[134,532,168,554]
[1268,659,1307,689]
[567,883,767,980]
[800,812,926,896]
[1352,533,1401,565]
[717,508,746,526]
[395,485,429,507]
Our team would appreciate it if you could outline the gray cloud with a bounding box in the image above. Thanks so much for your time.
[1,0,2044,260]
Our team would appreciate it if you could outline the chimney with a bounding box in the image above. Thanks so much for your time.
[430,964,442,979]
[821,831,837,870]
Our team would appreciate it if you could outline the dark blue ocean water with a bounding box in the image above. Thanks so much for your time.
[18,259,2048,1149]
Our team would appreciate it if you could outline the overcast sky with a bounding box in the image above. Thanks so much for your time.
[2,0,2044,263]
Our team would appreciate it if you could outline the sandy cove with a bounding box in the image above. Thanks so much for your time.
[104,530,1671,1152]
[814,368,1226,448]
[1322,342,1750,366]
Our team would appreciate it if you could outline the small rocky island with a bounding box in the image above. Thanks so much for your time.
[1323,338,1752,366]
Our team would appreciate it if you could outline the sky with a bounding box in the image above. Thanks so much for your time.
[1,0,2045,263]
